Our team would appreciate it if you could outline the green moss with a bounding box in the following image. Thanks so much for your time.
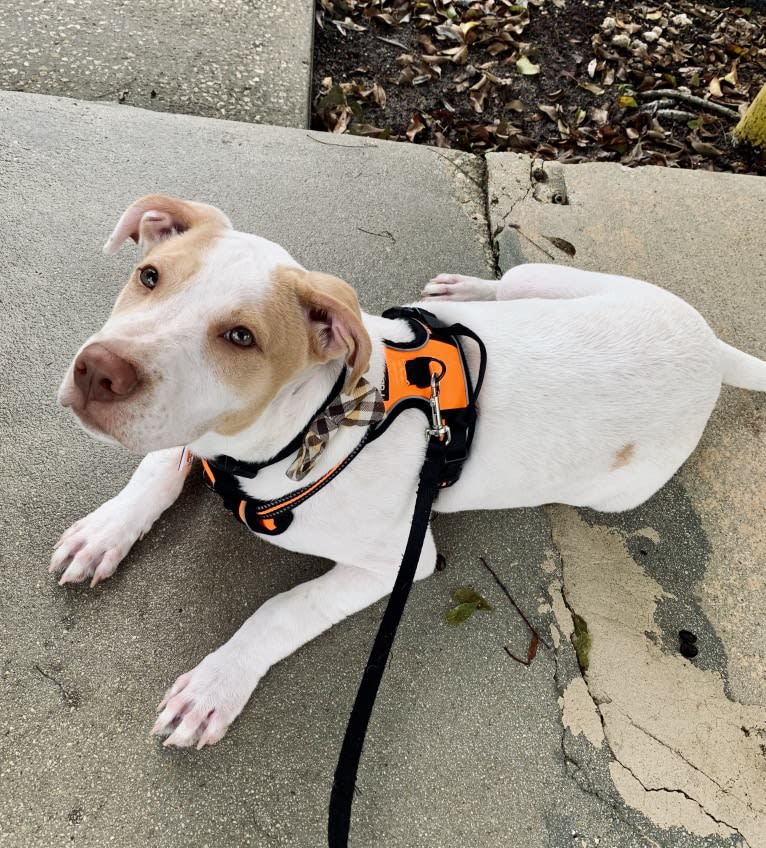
[571,613,592,673]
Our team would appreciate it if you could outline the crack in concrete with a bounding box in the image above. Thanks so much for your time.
[614,758,747,844]
[547,526,750,845]
[548,585,671,847]
[497,157,536,231]
[615,707,756,810]
[33,663,78,708]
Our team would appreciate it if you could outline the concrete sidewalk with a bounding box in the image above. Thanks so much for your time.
[0,0,314,127]
[1,90,765,848]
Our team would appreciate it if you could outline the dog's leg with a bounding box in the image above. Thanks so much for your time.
[423,263,646,302]
[422,272,499,301]
[50,447,193,587]
[152,532,437,748]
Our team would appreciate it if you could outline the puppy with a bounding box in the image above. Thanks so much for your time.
[53,195,766,748]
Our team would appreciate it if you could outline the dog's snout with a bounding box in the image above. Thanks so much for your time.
[74,343,138,404]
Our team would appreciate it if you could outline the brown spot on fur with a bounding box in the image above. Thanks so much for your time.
[209,265,372,436]
[612,442,636,470]
[111,225,224,314]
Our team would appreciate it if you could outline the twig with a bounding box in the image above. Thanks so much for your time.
[506,224,557,262]
[640,98,677,111]
[640,105,697,122]
[357,227,396,243]
[34,664,77,707]
[305,133,376,149]
[504,633,539,667]
[637,89,740,121]
[479,557,551,650]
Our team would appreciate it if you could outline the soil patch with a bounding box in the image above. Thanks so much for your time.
[313,0,766,174]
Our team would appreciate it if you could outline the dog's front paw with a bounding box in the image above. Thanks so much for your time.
[151,652,257,749]
[422,273,497,301]
[49,496,148,587]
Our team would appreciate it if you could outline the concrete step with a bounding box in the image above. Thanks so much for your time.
[0,0,315,127]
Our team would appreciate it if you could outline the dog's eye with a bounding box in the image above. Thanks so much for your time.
[139,266,159,289]
[224,326,255,348]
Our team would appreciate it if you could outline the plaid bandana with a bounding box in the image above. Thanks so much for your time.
[286,377,385,481]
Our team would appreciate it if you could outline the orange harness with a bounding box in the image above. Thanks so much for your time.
[201,307,486,536]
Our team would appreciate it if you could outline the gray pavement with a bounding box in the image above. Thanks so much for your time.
[0,0,314,127]
[1,89,764,848]
[487,153,766,844]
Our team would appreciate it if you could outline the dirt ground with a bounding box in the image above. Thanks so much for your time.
[313,0,766,174]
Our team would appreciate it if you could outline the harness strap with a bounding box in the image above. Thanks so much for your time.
[201,432,372,536]
[328,437,446,848]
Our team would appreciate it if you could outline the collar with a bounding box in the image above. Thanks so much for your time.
[208,366,348,480]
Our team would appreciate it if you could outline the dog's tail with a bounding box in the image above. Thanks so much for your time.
[719,341,766,391]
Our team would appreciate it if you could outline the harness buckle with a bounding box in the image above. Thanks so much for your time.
[426,371,451,445]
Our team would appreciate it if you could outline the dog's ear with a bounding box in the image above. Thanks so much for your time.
[280,267,372,391]
[103,195,232,256]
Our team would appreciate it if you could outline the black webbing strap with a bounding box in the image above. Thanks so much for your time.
[328,437,446,848]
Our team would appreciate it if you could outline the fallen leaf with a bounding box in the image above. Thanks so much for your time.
[406,113,426,140]
[516,56,540,76]
[690,136,723,157]
[371,84,386,108]
[527,633,540,663]
[543,235,576,256]
[451,587,493,610]
[376,35,408,49]
[709,76,723,97]
[618,94,638,108]
[722,62,738,86]
[446,601,479,624]
[445,44,469,64]
[578,80,605,96]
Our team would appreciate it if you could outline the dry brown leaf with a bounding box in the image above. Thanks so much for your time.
[406,113,426,141]
[689,136,723,157]
[516,56,541,75]
[578,80,605,95]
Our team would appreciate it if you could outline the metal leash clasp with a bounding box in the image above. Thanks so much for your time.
[426,371,451,444]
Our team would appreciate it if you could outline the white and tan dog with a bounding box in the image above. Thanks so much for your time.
[53,195,766,749]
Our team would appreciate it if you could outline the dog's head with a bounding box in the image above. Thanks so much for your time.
[58,195,371,454]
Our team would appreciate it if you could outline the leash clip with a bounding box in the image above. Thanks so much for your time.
[426,372,451,444]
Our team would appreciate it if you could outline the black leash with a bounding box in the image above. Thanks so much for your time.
[327,437,446,847]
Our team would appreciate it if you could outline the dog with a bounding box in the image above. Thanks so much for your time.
[52,195,766,749]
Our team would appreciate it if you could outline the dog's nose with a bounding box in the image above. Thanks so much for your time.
[74,343,138,403]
